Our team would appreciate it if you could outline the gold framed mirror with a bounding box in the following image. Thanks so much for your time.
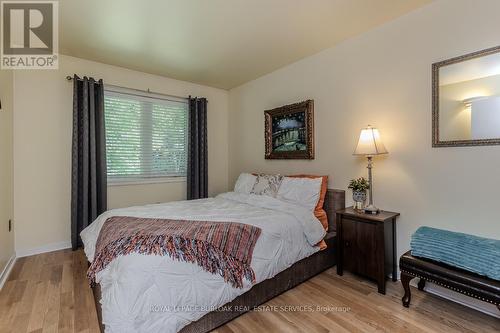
[432,45,500,147]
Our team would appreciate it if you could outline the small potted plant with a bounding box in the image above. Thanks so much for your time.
[348,177,370,210]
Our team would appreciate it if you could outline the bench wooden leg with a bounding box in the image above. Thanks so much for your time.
[401,272,414,308]
[417,278,426,291]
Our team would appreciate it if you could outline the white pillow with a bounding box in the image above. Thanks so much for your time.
[234,173,257,194]
[277,177,322,211]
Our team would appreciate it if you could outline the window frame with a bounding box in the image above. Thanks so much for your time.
[104,86,189,185]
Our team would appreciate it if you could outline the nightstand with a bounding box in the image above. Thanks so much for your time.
[336,207,400,294]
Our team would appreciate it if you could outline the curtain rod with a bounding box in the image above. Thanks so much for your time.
[65,75,190,101]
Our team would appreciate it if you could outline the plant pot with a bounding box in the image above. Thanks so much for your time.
[352,190,367,210]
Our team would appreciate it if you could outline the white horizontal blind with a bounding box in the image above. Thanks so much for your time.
[104,90,188,182]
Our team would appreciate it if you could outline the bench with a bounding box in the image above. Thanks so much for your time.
[399,251,500,311]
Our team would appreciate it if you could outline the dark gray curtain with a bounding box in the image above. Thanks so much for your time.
[187,97,208,200]
[71,75,107,250]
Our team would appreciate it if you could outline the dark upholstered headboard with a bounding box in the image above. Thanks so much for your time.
[324,189,345,232]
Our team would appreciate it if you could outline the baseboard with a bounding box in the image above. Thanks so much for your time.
[417,281,500,318]
[16,240,72,258]
[0,254,17,290]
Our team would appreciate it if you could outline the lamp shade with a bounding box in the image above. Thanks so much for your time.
[353,126,388,156]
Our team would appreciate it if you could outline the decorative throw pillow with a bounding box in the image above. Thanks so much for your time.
[250,174,284,197]
[234,173,257,194]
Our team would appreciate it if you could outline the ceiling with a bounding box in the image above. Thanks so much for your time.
[59,0,432,89]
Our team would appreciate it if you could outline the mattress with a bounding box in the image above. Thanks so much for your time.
[81,192,326,333]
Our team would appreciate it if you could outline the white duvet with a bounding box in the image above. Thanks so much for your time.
[81,192,326,333]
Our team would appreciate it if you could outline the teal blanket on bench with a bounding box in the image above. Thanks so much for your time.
[411,226,500,281]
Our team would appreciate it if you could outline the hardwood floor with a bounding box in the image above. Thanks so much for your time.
[0,250,498,333]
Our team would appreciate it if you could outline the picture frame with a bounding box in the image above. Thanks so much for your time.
[264,99,314,159]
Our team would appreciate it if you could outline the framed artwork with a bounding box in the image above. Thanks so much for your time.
[264,99,314,159]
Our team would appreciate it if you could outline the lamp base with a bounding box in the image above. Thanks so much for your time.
[364,204,380,215]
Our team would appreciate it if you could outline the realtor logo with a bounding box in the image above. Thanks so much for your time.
[1,1,58,69]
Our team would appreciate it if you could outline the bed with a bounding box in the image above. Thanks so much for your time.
[83,187,345,333]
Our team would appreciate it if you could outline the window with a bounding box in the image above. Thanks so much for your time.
[104,89,188,184]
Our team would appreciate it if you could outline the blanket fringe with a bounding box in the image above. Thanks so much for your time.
[88,235,256,289]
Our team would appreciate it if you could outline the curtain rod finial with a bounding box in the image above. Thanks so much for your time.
[66,75,73,81]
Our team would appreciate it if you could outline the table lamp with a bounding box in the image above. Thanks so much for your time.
[353,125,388,214]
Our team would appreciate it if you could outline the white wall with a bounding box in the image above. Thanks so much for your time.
[228,0,500,262]
[0,70,14,271]
[13,55,229,255]
[107,181,186,209]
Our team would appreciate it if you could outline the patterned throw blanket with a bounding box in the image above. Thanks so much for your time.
[87,216,262,288]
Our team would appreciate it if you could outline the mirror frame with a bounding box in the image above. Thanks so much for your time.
[432,45,500,147]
